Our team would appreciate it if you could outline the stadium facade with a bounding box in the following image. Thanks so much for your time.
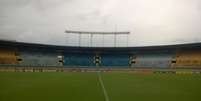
[0,40,201,69]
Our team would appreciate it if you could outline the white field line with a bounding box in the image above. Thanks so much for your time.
[97,72,110,101]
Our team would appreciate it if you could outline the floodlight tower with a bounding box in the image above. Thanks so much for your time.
[65,30,130,47]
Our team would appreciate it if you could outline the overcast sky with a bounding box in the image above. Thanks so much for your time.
[0,0,201,47]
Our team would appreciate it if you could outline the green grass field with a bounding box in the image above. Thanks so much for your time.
[0,72,201,101]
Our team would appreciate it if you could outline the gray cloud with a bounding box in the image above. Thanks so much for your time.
[0,0,201,47]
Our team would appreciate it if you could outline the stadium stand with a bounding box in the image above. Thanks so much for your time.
[0,48,19,65]
[20,50,62,67]
[172,50,201,68]
[101,53,129,67]
[0,40,201,69]
[64,52,94,67]
[131,51,173,68]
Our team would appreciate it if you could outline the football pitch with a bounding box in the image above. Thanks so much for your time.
[0,72,201,101]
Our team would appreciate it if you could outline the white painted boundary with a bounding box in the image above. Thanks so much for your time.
[97,71,110,101]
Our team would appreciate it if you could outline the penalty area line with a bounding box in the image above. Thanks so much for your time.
[97,71,110,101]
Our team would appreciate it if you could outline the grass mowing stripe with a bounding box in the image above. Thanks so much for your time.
[97,72,110,101]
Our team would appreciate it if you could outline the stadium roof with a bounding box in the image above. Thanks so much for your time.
[0,40,201,52]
